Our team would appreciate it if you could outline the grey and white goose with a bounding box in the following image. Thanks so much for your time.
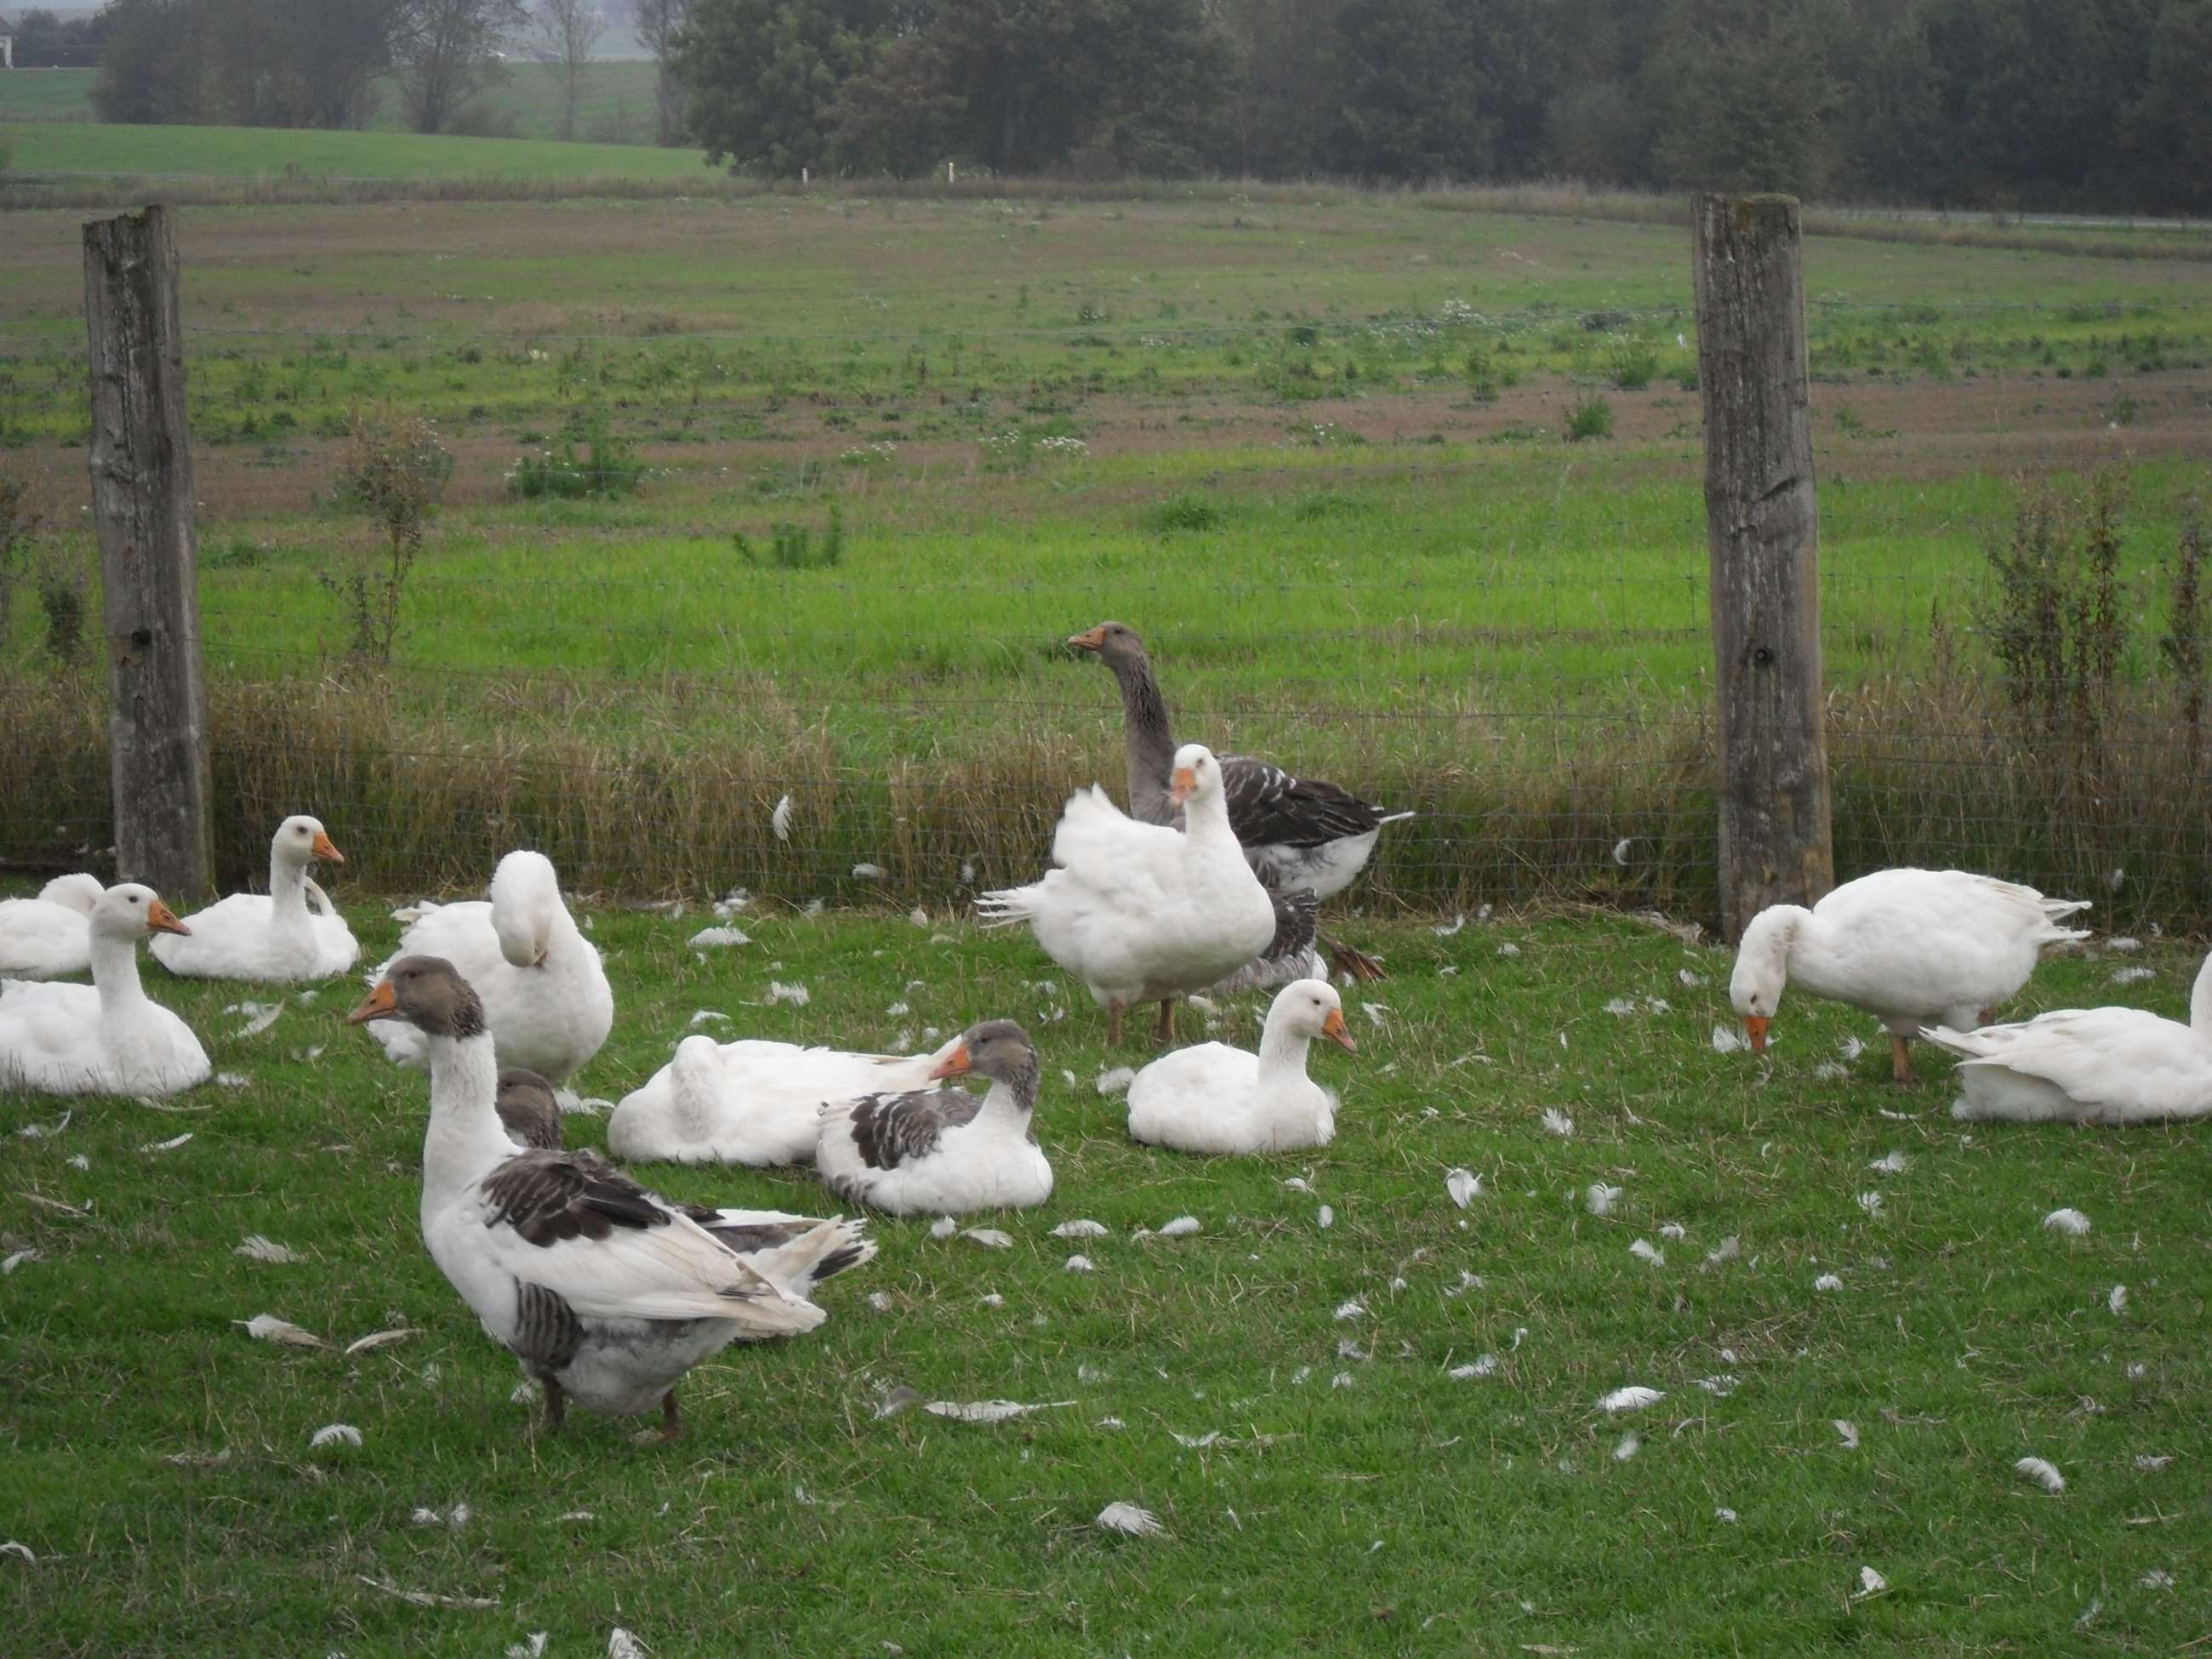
[1069,621,1409,981]
[348,955,873,1440]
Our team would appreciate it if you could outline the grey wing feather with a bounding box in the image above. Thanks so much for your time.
[844,1088,984,1172]
[1221,756,1393,848]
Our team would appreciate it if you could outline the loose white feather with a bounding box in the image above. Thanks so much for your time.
[234,1234,300,1264]
[2108,1285,2128,1314]
[1445,1167,1480,1208]
[1447,1355,1498,1380]
[1613,1432,1640,1461]
[1815,1274,1844,1291]
[309,1423,362,1448]
[962,1228,1013,1250]
[1314,1205,1334,1229]
[3,1249,41,1275]
[1833,1419,1861,1450]
[608,1630,648,1659]
[2015,1456,2066,1492]
[924,1399,1072,1423]
[1868,1150,1909,1175]
[2044,1207,2091,1235]
[687,926,750,949]
[1599,1386,1662,1413]
[1857,1567,1888,1597]
[1094,1066,1136,1096]
[766,980,811,1006]
[1052,1219,1109,1240]
[1629,1239,1665,1266]
[1333,1299,1366,1321]
[1710,1023,1744,1054]
[1156,1215,1201,1238]
[1064,1254,1096,1273]
[1585,1183,1622,1217]
[1541,1108,1574,1137]
[344,1328,416,1356]
[239,1313,328,1349]
[1096,1502,1165,1537]
[770,795,794,841]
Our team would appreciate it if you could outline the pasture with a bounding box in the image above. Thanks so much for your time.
[5,906,2209,1655]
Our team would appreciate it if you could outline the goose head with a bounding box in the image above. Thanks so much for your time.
[1729,906,1804,1053]
[488,850,563,968]
[347,954,487,1039]
[926,1018,1040,1106]
[1166,743,1223,809]
[494,1065,562,1149]
[95,882,189,940]
[1066,620,1149,671]
[37,873,105,915]
[1270,978,1357,1052]
[273,814,344,868]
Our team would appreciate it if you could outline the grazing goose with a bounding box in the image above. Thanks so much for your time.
[0,884,209,1097]
[610,1030,964,1167]
[364,850,613,1088]
[348,956,870,1440]
[496,1066,565,1151]
[1923,947,2212,1123]
[815,1020,1052,1216]
[980,744,1277,1044]
[0,874,104,979]
[1730,869,2090,1084]
[1069,621,1411,980]
[1126,978,1358,1154]
[151,815,356,981]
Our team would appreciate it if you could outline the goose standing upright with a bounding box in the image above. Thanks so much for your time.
[364,850,613,1088]
[1126,978,1359,1154]
[1068,622,1409,981]
[0,884,209,1097]
[1922,947,2212,1123]
[151,815,356,981]
[1729,868,2091,1084]
[980,744,1277,1043]
[347,956,871,1440]
[0,874,104,979]
[816,1020,1053,1215]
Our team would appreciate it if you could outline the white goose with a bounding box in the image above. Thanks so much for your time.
[1126,978,1358,1154]
[0,884,209,1097]
[610,1030,964,1166]
[364,850,613,1087]
[815,1020,1052,1216]
[979,744,1276,1044]
[348,955,872,1440]
[150,815,356,982]
[0,874,104,979]
[1730,869,2089,1083]
[1923,949,2212,1123]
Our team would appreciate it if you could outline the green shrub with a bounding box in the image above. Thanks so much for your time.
[1607,340,1660,390]
[734,506,843,571]
[1565,393,1616,442]
[510,413,647,500]
[1152,493,1224,533]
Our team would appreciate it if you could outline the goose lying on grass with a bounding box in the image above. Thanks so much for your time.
[364,850,613,1089]
[980,744,1276,1044]
[1126,978,1357,1154]
[1924,947,2212,1123]
[1729,868,2089,1084]
[496,1067,565,1150]
[816,1020,1052,1215]
[0,884,209,1097]
[0,873,103,979]
[151,815,356,982]
[349,955,871,1440]
[610,1030,964,1166]
[1069,620,1411,980]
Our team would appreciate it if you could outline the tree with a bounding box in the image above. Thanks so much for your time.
[89,0,210,125]
[678,0,884,174]
[393,0,529,134]
[2125,0,2212,210]
[533,0,607,140]
[1210,0,1343,177]
[1331,0,1486,179]
[634,0,694,143]
[1646,0,1840,195]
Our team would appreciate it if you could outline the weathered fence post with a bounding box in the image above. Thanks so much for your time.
[1692,192,1832,944]
[83,204,214,903]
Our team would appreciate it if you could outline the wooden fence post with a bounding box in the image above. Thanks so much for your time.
[1691,192,1833,944]
[83,204,214,904]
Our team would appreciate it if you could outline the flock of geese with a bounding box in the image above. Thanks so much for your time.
[4,623,2209,1439]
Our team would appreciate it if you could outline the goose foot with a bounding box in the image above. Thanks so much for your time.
[1107,1003,1126,1046]
[538,1378,567,1435]
[1890,1035,1918,1086]
[1155,998,1177,1046]
[1320,932,1387,983]
[658,1389,683,1443]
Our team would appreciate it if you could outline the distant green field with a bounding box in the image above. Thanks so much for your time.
[0,118,712,181]
[0,67,94,121]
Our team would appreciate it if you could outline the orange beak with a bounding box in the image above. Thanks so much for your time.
[1066,625,1107,653]
[926,1042,972,1082]
[1321,1006,1357,1053]
[1169,766,1197,806]
[311,830,344,864]
[145,899,190,937]
[1742,1015,1770,1054]
[346,980,398,1024]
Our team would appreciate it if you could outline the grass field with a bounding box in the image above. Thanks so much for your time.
[4,904,2209,1654]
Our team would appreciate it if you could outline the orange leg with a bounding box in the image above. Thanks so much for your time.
[1890,1035,1918,1086]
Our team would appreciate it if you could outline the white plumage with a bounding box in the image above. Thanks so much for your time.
[0,873,103,978]
[1124,979,1357,1154]
[150,815,356,982]
[0,884,209,1097]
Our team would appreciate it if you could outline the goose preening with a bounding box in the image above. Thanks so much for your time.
[0,873,103,979]
[150,815,356,982]
[1068,621,1411,981]
[496,1066,565,1150]
[1730,869,2090,1084]
[609,1030,964,1167]
[348,956,871,1440]
[815,1020,1052,1215]
[1126,978,1357,1154]
[0,884,210,1097]
[979,744,1277,1044]
[363,850,613,1088]
[1923,948,2212,1123]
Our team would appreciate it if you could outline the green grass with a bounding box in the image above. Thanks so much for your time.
[0,68,97,122]
[0,118,713,181]
[3,908,2209,1652]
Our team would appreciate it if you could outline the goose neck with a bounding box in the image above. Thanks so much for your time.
[1107,655,1177,802]
[90,928,149,1019]
[1256,1020,1313,1078]
[2191,950,2212,1036]
[980,1058,1040,1121]
[421,1031,514,1197]
[268,848,311,923]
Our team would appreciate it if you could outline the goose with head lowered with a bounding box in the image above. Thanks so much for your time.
[980,744,1277,1044]
[364,850,613,1090]
[0,874,104,979]
[610,1029,965,1167]
[1922,947,2212,1123]
[815,1020,1052,1216]
[151,815,356,982]
[1126,978,1358,1154]
[1068,621,1411,980]
[1730,868,2090,1084]
[0,884,210,1097]
[348,955,872,1440]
